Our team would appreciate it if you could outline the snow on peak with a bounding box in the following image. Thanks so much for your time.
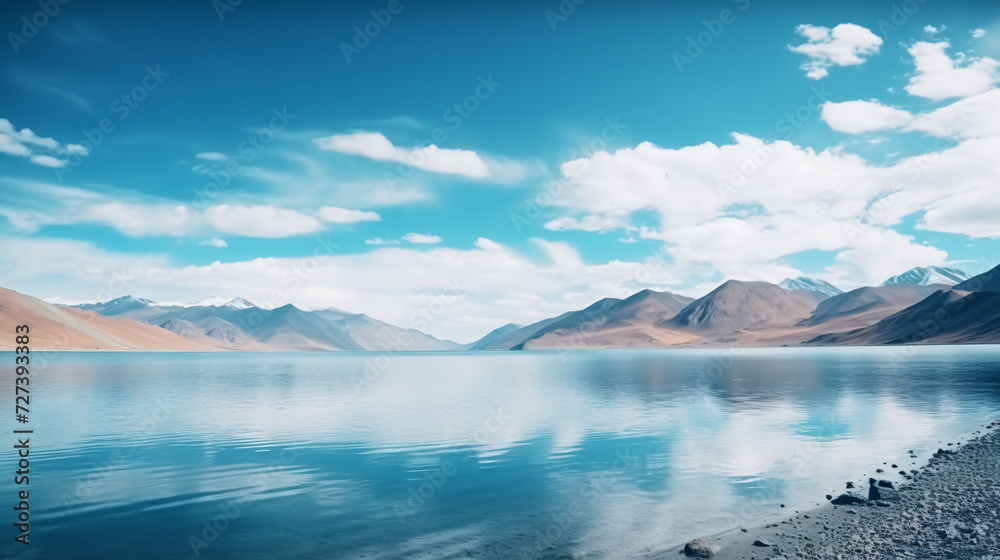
[778,277,844,297]
[185,296,257,309]
[880,266,971,287]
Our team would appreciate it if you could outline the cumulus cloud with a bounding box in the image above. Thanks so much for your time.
[542,130,1000,286]
[789,23,883,79]
[907,88,1000,139]
[971,29,987,39]
[314,131,489,178]
[317,206,381,224]
[905,41,999,100]
[821,100,914,134]
[544,213,632,232]
[365,237,401,246]
[204,205,324,238]
[0,117,78,168]
[402,232,443,244]
[199,237,229,248]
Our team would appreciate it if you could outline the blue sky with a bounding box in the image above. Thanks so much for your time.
[1,0,999,341]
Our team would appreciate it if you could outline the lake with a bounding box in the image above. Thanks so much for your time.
[4,346,1000,559]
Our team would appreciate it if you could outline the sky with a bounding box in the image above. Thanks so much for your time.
[1,0,1000,342]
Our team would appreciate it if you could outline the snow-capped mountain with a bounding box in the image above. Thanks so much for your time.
[880,266,971,287]
[778,277,844,298]
[184,296,257,309]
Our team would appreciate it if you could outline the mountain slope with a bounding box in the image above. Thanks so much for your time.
[805,289,1000,345]
[467,323,524,350]
[504,289,696,349]
[665,280,818,334]
[880,266,971,286]
[0,288,226,351]
[797,284,949,328]
[779,277,843,298]
[954,264,1000,293]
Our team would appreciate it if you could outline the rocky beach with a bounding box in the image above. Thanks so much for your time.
[681,420,1000,560]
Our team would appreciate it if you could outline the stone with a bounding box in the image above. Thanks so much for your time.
[868,485,900,501]
[753,539,774,547]
[684,538,720,558]
[877,480,895,489]
[831,492,868,505]
[846,481,855,489]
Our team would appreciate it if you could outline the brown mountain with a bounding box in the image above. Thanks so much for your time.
[805,289,1000,345]
[664,280,818,334]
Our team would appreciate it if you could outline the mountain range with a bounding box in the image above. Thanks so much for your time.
[1,265,997,351]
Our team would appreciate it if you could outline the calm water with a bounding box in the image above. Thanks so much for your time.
[4,346,1000,559]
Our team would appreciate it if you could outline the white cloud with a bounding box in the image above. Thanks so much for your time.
[204,205,323,238]
[28,154,67,168]
[789,23,883,79]
[314,132,489,178]
[0,117,81,168]
[195,152,227,161]
[830,229,948,286]
[199,237,229,248]
[905,41,999,100]
[540,131,1000,286]
[923,25,943,35]
[821,100,914,134]
[65,143,89,156]
[402,232,443,244]
[906,88,1000,139]
[80,202,197,237]
[365,237,400,246]
[544,213,632,232]
[821,88,1000,140]
[971,29,987,39]
[317,206,381,224]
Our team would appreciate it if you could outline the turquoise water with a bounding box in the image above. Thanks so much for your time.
[3,346,1000,559]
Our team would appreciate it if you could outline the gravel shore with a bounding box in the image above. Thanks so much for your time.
[680,419,1000,560]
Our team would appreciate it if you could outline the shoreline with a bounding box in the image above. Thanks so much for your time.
[675,419,1000,559]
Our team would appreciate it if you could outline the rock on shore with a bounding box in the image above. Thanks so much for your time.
[683,420,1000,560]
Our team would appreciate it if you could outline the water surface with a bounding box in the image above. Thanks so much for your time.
[4,346,1000,559]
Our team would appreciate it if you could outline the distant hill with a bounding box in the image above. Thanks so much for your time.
[880,266,971,287]
[779,277,843,298]
[71,296,459,351]
[0,288,224,351]
[665,280,817,334]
